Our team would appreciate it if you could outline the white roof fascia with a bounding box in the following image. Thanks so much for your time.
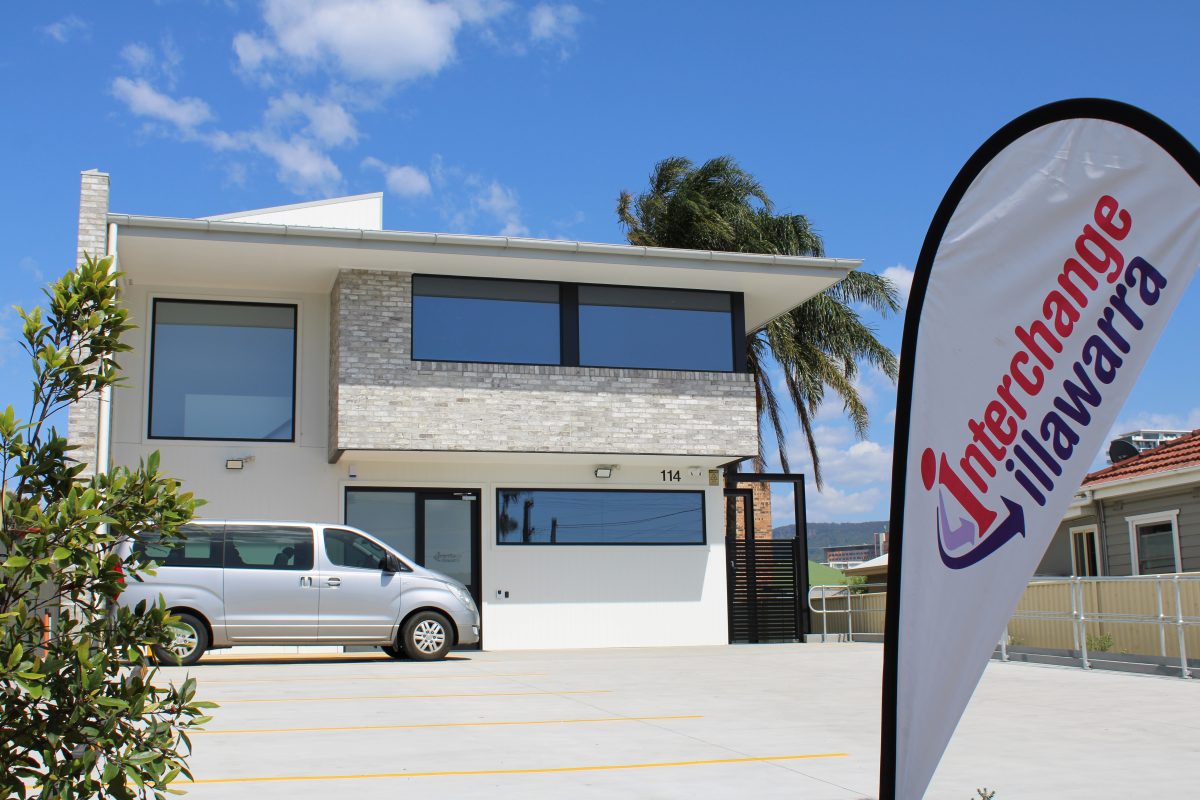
[109,213,855,270]
[107,213,860,330]
[1084,463,1200,501]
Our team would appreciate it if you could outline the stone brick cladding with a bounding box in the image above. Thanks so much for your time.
[330,269,758,460]
[67,170,110,477]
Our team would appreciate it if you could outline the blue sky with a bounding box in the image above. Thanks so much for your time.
[3,2,1198,523]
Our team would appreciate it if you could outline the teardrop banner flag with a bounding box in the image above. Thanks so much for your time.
[880,99,1200,799]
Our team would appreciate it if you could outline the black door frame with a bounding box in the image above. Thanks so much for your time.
[723,468,811,640]
[343,486,483,606]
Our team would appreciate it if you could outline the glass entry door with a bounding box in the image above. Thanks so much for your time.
[344,488,481,604]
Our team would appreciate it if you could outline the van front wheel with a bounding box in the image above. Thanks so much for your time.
[152,612,208,667]
[401,611,452,661]
[381,644,405,659]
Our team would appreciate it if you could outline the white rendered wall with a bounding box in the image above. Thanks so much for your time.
[108,284,730,650]
[109,281,337,522]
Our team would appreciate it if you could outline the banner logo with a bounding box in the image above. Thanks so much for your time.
[918,195,1169,568]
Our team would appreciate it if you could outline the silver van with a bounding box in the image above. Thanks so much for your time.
[118,520,480,665]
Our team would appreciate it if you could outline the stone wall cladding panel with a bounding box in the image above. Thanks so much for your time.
[68,170,110,476]
[332,269,758,456]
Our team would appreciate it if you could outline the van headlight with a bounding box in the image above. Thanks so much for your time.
[446,582,474,610]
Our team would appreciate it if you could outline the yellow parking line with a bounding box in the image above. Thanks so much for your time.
[195,714,703,735]
[189,753,850,784]
[174,672,545,686]
[218,690,610,704]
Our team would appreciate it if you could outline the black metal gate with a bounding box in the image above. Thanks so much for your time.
[727,537,806,643]
[725,472,809,644]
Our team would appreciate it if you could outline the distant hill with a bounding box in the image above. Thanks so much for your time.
[774,520,887,563]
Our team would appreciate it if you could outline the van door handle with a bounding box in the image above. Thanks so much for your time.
[326,577,341,587]
[299,576,312,588]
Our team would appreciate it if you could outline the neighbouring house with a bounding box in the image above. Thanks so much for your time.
[1038,428,1200,577]
[843,553,889,589]
[66,170,857,650]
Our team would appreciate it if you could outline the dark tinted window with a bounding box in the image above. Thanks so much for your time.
[578,286,733,371]
[324,528,388,570]
[224,525,313,570]
[150,300,296,441]
[412,276,559,364]
[497,490,705,545]
[133,524,223,568]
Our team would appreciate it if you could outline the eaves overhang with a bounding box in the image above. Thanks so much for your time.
[107,213,860,331]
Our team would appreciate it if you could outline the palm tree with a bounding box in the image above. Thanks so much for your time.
[617,155,899,487]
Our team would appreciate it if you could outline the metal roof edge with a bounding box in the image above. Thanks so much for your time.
[107,213,862,272]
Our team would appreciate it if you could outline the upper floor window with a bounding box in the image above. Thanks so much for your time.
[412,275,742,372]
[578,285,733,371]
[149,299,297,441]
[412,276,560,365]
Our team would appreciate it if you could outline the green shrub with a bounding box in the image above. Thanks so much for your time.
[0,255,212,799]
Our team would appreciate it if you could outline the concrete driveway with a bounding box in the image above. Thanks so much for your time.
[160,643,1199,799]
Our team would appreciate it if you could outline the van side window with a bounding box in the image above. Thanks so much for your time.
[324,529,388,571]
[224,525,314,570]
[132,524,222,568]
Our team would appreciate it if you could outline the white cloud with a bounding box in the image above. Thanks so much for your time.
[882,264,914,306]
[121,42,155,71]
[111,77,214,133]
[266,92,358,147]
[362,157,432,197]
[223,162,249,189]
[806,483,886,521]
[529,3,581,42]
[475,180,528,236]
[250,134,343,194]
[119,36,184,90]
[233,32,278,72]
[43,15,87,43]
[236,0,508,83]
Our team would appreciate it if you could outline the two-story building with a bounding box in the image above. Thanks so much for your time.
[67,170,857,650]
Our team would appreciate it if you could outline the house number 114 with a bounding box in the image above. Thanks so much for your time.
[660,469,681,482]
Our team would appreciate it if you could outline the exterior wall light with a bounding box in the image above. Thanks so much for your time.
[225,456,255,471]
[594,466,613,479]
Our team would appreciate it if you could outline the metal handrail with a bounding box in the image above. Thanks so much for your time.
[808,575,1200,679]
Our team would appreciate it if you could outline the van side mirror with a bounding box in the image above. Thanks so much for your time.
[383,554,403,573]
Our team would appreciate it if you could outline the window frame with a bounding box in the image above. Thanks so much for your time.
[1126,510,1182,575]
[147,297,299,443]
[494,487,708,546]
[411,273,747,374]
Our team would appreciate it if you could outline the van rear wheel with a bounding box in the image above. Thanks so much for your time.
[401,611,452,661]
[152,612,208,667]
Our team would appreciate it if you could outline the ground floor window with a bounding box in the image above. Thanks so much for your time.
[496,489,705,545]
[1126,510,1181,575]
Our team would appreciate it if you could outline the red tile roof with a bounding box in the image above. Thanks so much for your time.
[1084,429,1200,486]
